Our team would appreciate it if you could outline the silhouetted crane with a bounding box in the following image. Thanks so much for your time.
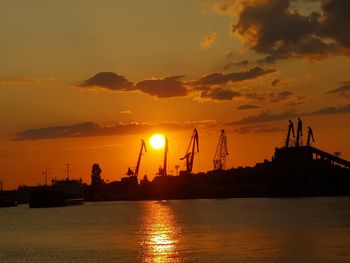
[127,139,147,177]
[307,126,315,146]
[213,129,229,170]
[295,118,303,147]
[157,137,169,176]
[180,128,199,175]
[285,120,295,148]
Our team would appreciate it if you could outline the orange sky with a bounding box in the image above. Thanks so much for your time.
[1,0,350,189]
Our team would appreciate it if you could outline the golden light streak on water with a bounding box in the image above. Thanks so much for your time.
[139,201,181,263]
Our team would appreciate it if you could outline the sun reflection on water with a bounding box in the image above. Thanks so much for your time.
[139,201,181,263]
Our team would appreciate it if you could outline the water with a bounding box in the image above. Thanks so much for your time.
[1,197,350,262]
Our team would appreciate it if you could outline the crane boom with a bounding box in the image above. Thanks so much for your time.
[159,137,169,176]
[127,139,147,177]
[296,118,303,147]
[285,120,295,148]
[180,128,199,174]
[213,129,229,170]
[307,126,315,146]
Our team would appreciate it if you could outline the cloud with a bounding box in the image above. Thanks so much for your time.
[136,76,187,98]
[16,120,218,141]
[212,2,233,16]
[310,104,350,115]
[201,88,241,101]
[232,103,350,125]
[326,82,350,98]
[79,72,134,91]
[236,104,260,110]
[79,67,276,101]
[15,122,152,140]
[0,76,58,85]
[233,124,283,134]
[321,0,350,48]
[243,90,300,103]
[200,32,217,49]
[232,110,298,124]
[269,91,294,102]
[226,0,350,63]
[78,73,187,99]
[120,110,132,114]
[223,60,249,70]
[271,79,280,87]
[198,66,276,86]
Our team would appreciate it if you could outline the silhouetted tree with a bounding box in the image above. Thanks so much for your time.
[91,163,103,190]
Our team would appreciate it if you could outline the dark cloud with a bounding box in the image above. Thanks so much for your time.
[201,88,241,101]
[243,91,296,103]
[79,73,187,99]
[79,72,134,91]
[232,103,350,125]
[310,104,350,115]
[15,120,217,141]
[15,122,151,140]
[233,124,283,134]
[270,91,294,102]
[326,82,350,98]
[244,92,267,101]
[199,67,276,85]
[136,76,187,98]
[271,78,291,88]
[230,0,350,63]
[271,79,281,87]
[232,110,298,124]
[236,104,260,110]
[79,67,277,101]
[321,0,350,48]
[223,60,249,70]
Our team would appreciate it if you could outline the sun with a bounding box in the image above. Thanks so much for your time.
[150,134,165,150]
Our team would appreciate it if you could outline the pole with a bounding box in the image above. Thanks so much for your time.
[66,163,71,179]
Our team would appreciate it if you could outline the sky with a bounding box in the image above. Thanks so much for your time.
[1,0,350,189]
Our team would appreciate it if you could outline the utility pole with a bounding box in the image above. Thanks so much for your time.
[42,166,49,185]
[66,163,71,179]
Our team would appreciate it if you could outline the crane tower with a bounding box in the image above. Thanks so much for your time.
[127,139,147,178]
[180,128,199,175]
[213,129,229,170]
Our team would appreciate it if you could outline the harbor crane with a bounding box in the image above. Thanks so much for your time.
[295,118,303,147]
[307,126,315,146]
[180,128,199,175]
[285,120,295,148]
[127,139,147,177]
[213,129,229,170]
[157,137,169,176]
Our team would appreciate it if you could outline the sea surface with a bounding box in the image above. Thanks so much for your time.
[1,197,350,262]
